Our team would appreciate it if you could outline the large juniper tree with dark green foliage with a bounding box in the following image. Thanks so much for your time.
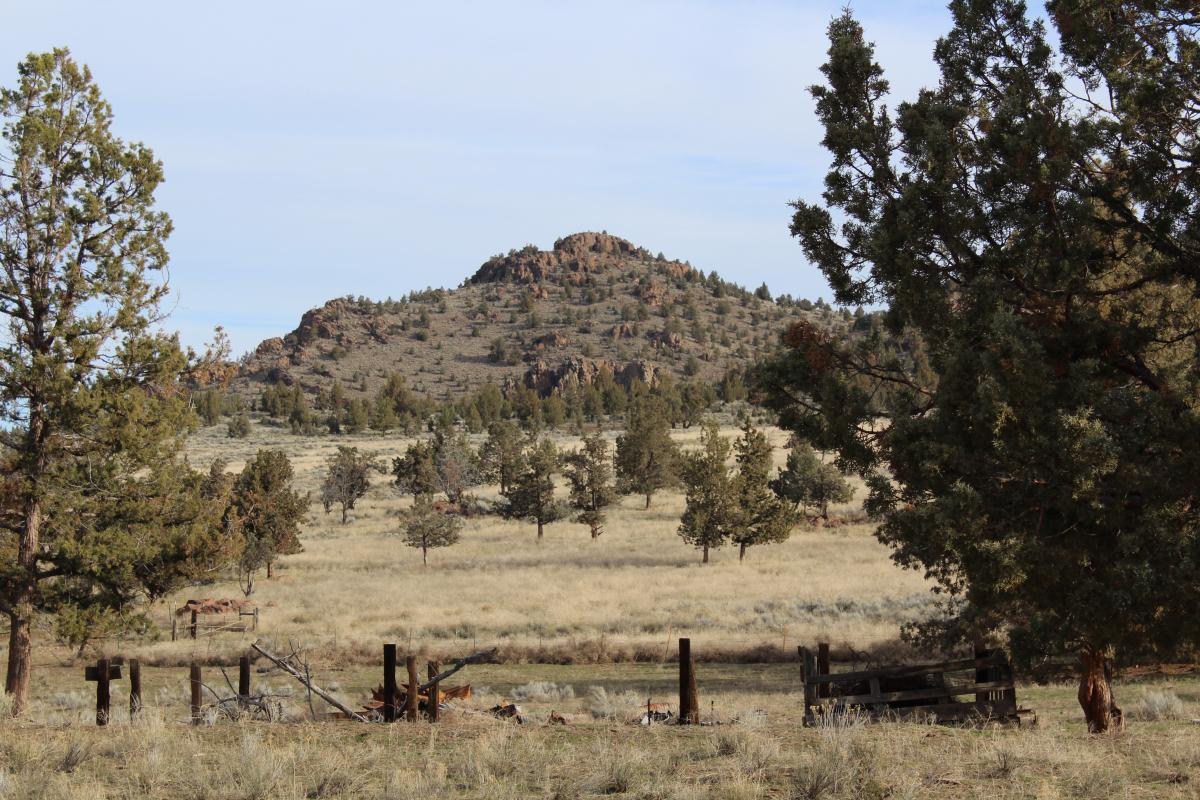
[757,1,1200,732]
[0,50,237,714]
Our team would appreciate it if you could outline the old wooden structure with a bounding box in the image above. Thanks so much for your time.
[799,644,1035,725]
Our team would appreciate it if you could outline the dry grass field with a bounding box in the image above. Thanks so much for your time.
[5,418,1199,799]
[135,417,933,669]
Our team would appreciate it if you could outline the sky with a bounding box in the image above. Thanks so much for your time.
[2,1,953,357]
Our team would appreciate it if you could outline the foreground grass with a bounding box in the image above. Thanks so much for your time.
[5,664,1200,799]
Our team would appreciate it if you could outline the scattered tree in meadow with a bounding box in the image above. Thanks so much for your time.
[758,2,1200,732]
[565,433,616,539]
[392,440,439,498]
[232,450,309,593]
[227,412,251,439]
[478,419,526,494]
[677,419,733,563]
[729,420,795,561]
[320,446,379,524]
[0,49,243,713]
[500,438,565,541]
[770,441,853,520]
[431,421,479,504]
[396,495,463,565]
[615,392,680,508]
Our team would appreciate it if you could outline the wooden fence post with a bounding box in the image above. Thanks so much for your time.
[383,644,398,722]
[129,658,142,720]
[801,647,817,719]
[974,641,991,705]
[817,642,831,699]
[405,656,419,722]
[678,638,698,724]
[190,663,203,724]
[190,609,198,640]
[96,658,111,726]
[426,661,440,722]
[238,655,251,709]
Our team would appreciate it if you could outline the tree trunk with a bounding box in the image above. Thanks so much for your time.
[266,561,274,579]
[739,542,746,562]
[702,545,709,564]
[645,493,652,510]
[1078,647,1123,733]
[537,519,544,541]
[6,494,41,716]
[5,612,32,716]
[341,505,348,524]
[422,547,428,566]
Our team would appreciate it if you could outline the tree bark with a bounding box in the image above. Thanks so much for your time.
[6,494,41,715]
[739,543,746,562]
[1078,647,1123,733]
[644,493,652,510]
[341,505,348,524]
[537,519,544,541]
[266,561,274,579]
[702,545,709,564]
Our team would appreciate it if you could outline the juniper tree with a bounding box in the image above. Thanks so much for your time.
[392,440,439,498]
[677,419,733,563]
[615,392,680,508]
[320,446,379,524]
[770,441,854,520]
[477,419,526,494]
[0,50,239,713]
[500,438,565,541]
[232,450,309,590]
[729,420,795,561]
[757,2,1200,732]
[396,495,463,565]
[565,433,616,539]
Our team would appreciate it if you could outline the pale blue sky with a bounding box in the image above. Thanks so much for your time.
[3,1,952,356]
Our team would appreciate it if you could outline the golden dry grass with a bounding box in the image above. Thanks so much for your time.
[127,418,935,668]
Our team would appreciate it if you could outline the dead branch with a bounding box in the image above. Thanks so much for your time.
[250,640,369,722]
[419,648,497,693]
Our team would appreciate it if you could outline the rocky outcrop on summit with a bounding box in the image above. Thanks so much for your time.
[515,357,664,397]
[468,232,685,286]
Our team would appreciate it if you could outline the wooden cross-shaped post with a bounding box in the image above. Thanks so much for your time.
[84,659,123,726]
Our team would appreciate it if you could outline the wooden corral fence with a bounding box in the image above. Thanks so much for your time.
[171,599,259,640]
[799,642,1034,725]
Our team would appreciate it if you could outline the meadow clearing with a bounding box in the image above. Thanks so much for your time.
[4,417,1199,799]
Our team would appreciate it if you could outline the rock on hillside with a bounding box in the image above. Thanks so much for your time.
[233,232,813,403]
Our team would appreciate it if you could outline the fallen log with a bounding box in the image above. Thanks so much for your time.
[250,641,368,722]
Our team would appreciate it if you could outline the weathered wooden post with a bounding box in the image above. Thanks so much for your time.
[974,641,992,705]
[405,656,419,722]
[383,644,398,722]
[95,658,111,726]
[238,655,251,709]
[817,642,831,699]
[801,646,817,720]
[129,658,142,719]
[189,609,198,640]
[84,659,121,726]
[678,638,698,724]
[426,661,441,722]
[190,663,203,724]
